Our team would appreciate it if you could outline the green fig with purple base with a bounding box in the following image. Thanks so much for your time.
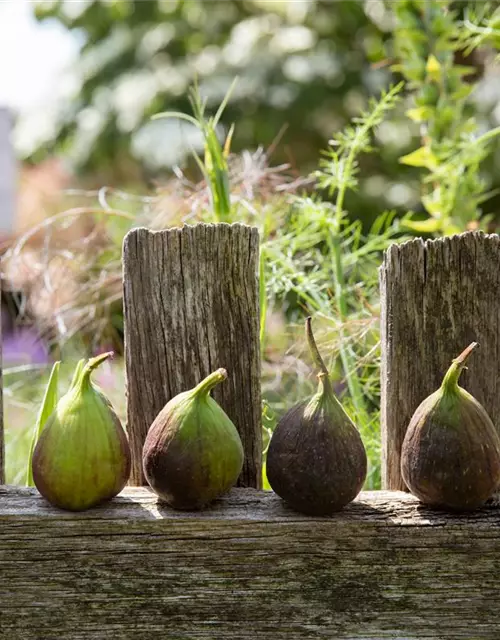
[266,317,367,515]
[142,368,244,510]
[401,342,500,511]
[32,352,131,511]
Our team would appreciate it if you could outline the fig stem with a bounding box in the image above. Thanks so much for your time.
[193,368,227,397]
[80,352,114,388]
[306,317,329,377]
[70,358,86,389]
[441,342,478,392]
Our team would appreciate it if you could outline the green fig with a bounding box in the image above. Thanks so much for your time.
[266,317,367,515]
[32,352,131,511]
[142,368,244,510]
[401,342,500,511]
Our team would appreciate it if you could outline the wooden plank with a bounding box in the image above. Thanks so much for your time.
[1,486,500,639]
[123,223,262,488]
[380,231,500,490]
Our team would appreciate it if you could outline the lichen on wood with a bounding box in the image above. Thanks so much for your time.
[1,486,500,639]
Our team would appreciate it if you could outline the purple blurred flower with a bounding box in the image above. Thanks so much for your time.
[3,328,50,366]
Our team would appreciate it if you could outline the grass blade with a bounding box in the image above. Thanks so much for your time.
[26,361,60,487]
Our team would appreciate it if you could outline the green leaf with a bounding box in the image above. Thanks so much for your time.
[390,63,404,73]
[454,64,479,78]
[262,461,272,491]
[213,76,238,126]
[425,54,442,81]
[224,122,235,158]
[449,84,473,101]
[26,361,61,487]
[400,146,438,169]
[406,106,432,123]
[421,190,441,214]
[204,126,231,221]
[150,111,200,127]
[441,220,463,236]
[401,218,442,233]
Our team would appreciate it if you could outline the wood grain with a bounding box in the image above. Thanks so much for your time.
[2,485,500,639]
[380,231,500,490]
[123,223,262,487]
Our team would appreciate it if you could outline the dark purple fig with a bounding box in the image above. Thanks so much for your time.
[401,343,500,511]
[266,317,367,515]
[142,368,244,510]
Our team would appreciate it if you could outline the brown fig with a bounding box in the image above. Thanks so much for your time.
[266,317,367,515]
[142,368,244,510]
[401,342,500,511]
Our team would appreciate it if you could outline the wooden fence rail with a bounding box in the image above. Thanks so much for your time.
[1,485,500,639]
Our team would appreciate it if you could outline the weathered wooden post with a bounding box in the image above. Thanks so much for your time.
[123,222,262,487]
[380,231,500,490]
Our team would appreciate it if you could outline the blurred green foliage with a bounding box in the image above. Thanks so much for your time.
[30,0,500,224]
[394,0,500,234]
[31,0,411,208]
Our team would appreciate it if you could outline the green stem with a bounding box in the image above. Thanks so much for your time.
[317,372,338,401]
[441,342,478,393]
[259,248,267,354]
[317,83,401,419]
[193,368,227,397]
[328,230,367,419]
[69,358,86,389]
[306,318,338,401]
[474,125,500,147]
[305,316,329,376]
[329,115,371,420]
[80,352,113,388]
[330,234,363,402]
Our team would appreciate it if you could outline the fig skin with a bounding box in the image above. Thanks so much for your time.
[401,343,500,512]
[266,317,367,516]
[32,353,131,512]
[142,368,244,510]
